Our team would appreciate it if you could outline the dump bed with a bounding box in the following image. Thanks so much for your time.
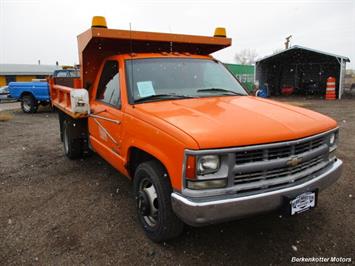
[50,26,231,119]
[49,78,89,119]
[78,27,231,89]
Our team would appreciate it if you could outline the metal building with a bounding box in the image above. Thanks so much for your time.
[0,64,60,86]
[224,64,255,92]
[255,46,350,99]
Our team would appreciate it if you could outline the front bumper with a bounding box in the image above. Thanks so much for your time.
[171,159,343,226]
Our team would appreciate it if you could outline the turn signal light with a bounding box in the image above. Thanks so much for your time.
[185,155,196,179]
[187,179,227,190]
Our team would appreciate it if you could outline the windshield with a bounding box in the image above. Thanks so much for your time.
[54,70,80,78]
[125,58,247,103]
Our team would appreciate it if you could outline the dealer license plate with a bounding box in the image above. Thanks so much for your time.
[290,192,316,215]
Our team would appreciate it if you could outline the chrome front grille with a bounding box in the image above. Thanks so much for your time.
[233,135,329,194]
[234,155,326,193]
[235,136,326,165]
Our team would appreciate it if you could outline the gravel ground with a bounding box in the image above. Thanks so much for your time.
[0,99,354,265]
[0,102,20,112]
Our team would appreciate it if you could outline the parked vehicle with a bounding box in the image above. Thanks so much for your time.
[8,68,79,113]
[9,81,50,113]
[281,86,295,96]
[50,16,343,242]
[0,86,12,102]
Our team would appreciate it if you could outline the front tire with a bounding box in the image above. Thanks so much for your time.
[133,161,183,242]
[21,94,38,113]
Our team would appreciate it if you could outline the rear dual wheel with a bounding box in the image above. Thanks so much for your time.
[133,161,183,242]
[63,119,82,159]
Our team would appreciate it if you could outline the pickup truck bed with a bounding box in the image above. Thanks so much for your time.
[9,81,50,113]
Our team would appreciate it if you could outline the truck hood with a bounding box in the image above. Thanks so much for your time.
[135,96,337,149]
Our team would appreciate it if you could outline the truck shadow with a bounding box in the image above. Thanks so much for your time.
[166,209,329,264]
[36,105,53,113]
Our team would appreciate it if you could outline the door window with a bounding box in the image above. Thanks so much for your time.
[96,61,120,107]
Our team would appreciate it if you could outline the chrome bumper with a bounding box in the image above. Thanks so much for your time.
[171,159,343,226]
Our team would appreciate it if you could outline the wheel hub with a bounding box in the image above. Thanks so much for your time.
[23,99,31,111]
[138,191,150,216]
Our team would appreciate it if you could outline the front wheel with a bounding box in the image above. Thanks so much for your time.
[133,161,183,242]
[21,94,38,113]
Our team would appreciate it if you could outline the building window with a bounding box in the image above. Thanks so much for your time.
[5,75,16,84]
[36,75,46,79]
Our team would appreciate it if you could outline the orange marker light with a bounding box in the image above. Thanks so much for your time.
[92,16,107,28]
[185,155,196,180]
[214,27,227,38]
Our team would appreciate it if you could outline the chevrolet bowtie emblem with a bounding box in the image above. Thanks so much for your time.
[287,156,303,167]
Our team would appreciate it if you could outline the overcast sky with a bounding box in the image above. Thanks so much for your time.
[0,0,354,68]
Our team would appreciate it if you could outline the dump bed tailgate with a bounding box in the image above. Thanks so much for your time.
[49,79,89,119]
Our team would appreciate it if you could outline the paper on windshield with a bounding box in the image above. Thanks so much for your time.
[137,81,155,97]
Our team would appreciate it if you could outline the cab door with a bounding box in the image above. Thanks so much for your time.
[88,60,125,170]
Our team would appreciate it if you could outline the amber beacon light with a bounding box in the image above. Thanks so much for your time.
[214,27,226,37]
[92,16,107,28]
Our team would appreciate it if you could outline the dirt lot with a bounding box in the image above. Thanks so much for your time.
[0,102,20,112]
[0,100,354,265]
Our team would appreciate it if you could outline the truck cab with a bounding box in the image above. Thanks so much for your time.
[50,17,343,242]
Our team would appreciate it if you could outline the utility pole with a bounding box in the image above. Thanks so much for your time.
[285,35,292,49]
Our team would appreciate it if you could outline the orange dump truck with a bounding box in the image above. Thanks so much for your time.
[50,17,343,242]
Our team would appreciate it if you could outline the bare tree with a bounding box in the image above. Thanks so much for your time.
[235,49,258,65]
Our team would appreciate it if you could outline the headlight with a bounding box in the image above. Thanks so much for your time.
[197,155,220,175]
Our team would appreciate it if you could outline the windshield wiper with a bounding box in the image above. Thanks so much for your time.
[134,94,193,103]
[197,88,245,96]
